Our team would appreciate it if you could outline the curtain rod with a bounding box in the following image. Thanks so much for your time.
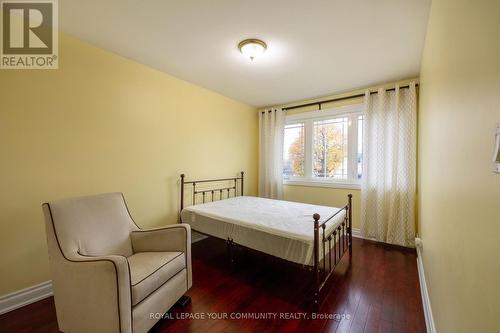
[265,83,418,112]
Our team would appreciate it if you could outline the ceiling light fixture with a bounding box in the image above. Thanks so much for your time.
[238,39,267,61]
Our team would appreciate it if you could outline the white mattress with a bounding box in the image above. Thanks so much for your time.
[180,196,346,266]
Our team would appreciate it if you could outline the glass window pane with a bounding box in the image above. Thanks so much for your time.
[283,123,305,178]
[313,117,348,180]
[357,115,364,179]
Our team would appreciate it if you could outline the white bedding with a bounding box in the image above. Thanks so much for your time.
[180,196,346,266]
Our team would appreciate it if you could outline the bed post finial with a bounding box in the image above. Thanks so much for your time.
[240,171,244,196]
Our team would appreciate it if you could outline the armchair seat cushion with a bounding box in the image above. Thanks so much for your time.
[128,251,186,306]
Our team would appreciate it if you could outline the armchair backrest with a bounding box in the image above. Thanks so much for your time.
[43,192,138,258]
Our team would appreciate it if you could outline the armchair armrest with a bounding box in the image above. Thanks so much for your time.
[130,224,191,253]
[51,253,132,333]
[130,224,192,288]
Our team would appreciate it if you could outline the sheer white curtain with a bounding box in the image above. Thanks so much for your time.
[259,108,285,199]
[360,83,417,247]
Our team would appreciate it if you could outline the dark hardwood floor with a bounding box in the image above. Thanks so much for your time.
[0,237,425,333]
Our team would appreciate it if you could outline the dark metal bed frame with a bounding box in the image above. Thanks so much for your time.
[179,172,352,309]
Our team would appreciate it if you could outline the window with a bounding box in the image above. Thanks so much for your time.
[283,123,305,178]
[313,117,349,180]
[283,104,364,188]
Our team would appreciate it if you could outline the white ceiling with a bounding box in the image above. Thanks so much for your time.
[60,0,431,107]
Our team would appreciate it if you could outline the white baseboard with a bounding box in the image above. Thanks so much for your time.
[352,227,362,239]
[351,227,378,241]
[0,281,53,315]
[416,239,437,333]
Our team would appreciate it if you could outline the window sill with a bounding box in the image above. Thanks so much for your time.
[283,179,361,190]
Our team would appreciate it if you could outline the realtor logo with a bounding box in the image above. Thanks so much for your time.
[1,0,58,69]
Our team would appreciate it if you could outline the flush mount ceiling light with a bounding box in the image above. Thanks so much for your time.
[238,39,267,61]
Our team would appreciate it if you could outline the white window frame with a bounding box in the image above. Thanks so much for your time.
[283,103,364,190]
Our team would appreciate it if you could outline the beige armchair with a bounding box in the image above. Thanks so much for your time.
[42,192,192,333]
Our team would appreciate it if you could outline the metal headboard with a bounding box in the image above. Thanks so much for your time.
[180,172,244,211]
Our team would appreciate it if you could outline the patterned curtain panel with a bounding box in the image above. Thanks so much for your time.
[258,108,285,199]
[360,83,417,247]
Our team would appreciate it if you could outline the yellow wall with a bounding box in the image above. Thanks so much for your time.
[279,78,418,230]
[0,34,258,296]
[418,0,500,332]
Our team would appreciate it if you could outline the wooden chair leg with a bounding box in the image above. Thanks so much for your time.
[175,295,191,308]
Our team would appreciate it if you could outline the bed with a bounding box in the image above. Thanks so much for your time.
[179,172,352,307]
